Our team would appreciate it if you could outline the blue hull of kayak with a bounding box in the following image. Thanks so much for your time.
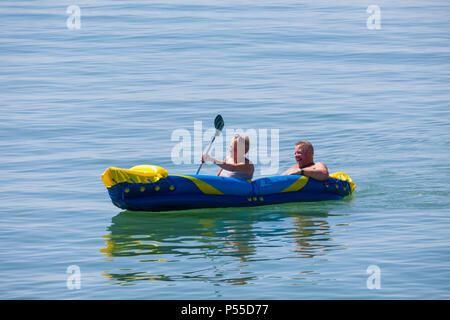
[106,174,353,212]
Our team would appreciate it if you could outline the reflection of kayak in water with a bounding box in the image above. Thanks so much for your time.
[100,208,334,284]
[101,165,355,212]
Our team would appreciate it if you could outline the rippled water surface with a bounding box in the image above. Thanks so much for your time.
[0,0,449,299]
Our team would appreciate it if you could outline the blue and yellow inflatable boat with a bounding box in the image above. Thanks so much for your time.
[101,165,355,211]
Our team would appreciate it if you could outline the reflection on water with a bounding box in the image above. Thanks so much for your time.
[101,204,346,286]
[292,216,333,258]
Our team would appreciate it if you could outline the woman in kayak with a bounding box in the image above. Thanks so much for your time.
[201,134,254,180]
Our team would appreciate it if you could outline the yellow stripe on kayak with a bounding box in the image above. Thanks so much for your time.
[280,176,309,193]
[171,175,224,195]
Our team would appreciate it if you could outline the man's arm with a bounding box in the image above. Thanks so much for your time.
[281,162,329,181]
[303,162,329,181]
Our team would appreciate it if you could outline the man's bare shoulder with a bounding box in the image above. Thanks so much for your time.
[313,162,329,175]
[315,161,327,167]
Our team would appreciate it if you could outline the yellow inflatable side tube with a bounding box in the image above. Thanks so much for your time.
[101,165,168,188]
[329,172,356,193]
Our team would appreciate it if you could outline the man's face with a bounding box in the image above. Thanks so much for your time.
[294,145,310,166]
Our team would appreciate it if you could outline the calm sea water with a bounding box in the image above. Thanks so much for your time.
[0,0,449,299]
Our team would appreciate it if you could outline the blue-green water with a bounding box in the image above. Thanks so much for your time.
[1,0,449,299]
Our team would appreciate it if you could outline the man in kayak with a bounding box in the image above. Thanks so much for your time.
[281,141,329,181]
[202,134,254,180]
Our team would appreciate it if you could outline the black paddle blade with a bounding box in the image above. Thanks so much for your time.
[214,114,224,131]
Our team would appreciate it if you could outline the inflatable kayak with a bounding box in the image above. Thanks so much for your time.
[101,165,355,212]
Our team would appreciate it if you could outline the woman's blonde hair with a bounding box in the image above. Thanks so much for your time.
[233,134,250,154]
